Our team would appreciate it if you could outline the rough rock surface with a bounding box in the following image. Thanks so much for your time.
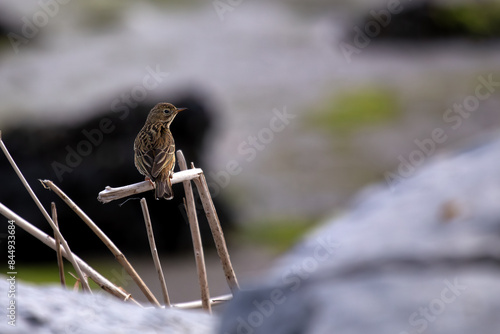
[220,134,500,333]
[0,279,215,334]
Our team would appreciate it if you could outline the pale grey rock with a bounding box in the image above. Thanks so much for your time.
[220,135,500,334]
[0,279,215,334]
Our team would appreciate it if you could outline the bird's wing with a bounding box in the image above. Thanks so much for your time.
[134,148,154,178]
[151,143,175,179]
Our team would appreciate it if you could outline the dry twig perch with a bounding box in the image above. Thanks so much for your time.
[40,180,161,307]
[192,172,240,293]
[173,293,233,309]
[140,198,171,306]
[97,169,203,204]
[177,151,211,312]
[0,203,141,306]
[0,131,91,292]
[0,131,236,310]
[51,202,66,288]
[97,149,240,304]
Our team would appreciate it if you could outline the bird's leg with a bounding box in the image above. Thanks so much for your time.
[145,176,155,188]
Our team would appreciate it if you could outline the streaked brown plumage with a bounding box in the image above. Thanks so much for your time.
[134,102,186,200]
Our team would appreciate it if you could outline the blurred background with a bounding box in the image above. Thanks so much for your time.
[1,0,500,304]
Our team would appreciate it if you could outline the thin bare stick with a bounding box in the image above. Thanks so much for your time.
[98,168,203,203]
[51,202,66,288]
[68,272,83,292]
[0,134,90,292]
[140,198,171,306]
[173,293,232,309]
[40,180,161,307]
[192,172,240,293]
[177,151,211,312]
[0,203,141,307]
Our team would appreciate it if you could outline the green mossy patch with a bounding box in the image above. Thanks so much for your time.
[13,260,119,290]
[308,88,400,135]
[239,218,317,253]
[435,3,500,38]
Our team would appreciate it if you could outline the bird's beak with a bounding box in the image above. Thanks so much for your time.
[176,108,187,113]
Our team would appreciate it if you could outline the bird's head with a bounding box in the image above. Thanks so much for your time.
[146,102,187,126]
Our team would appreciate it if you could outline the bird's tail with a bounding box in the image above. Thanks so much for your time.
[155,172,173,200]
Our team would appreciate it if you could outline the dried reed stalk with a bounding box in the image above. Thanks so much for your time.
[40,180,161,307]
[173,293,232,309]
[0,132,90,292]
[96,149,240,295]
[51,202,66,288]
[0,202,141,307]
[140,198,171,306]
[69,272,84,292]
[176,151,211,312]
[192,172,240,293]
[97,168,203,203]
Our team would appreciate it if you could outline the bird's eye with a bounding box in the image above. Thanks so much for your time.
[163,109,170,114]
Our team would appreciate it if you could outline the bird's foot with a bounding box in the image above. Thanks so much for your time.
[145,177,155,187]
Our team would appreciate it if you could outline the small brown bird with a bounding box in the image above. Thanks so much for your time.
[134,102,186,200]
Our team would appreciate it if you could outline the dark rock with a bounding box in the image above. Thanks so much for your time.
[0,91,234,261]
[345,0,500,42]
[0,6,28,52]
[220,135,500,333]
